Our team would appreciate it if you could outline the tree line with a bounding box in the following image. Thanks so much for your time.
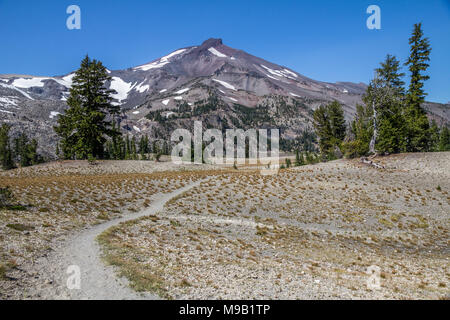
[313,23,450,160]
[0,124,44,170]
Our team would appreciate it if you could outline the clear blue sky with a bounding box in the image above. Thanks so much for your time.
[0,0,449,103]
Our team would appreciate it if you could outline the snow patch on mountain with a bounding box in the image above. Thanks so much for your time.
[213,79,236,91]
[0,97,18,106]
[175,88,190,94]
[133,49,187,71]
[261,65,297,80]
[0,83,34,100]
[49,111,61,119]
[12,74,74,90]
[208,47,227,58]
[110,77,134,102]
[133,125,141,132]
[282,69,298,78]
[174,96,183,100]
[159,89,167,93]
[56,73,75,88]
[290,92,301,98]
[13,77,47,88]
[135,82,150,93]
[162,99,170,105]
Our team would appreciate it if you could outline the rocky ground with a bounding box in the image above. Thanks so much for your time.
[0,153,449,299]
[0,159,218,298]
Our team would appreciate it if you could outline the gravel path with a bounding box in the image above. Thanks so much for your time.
[28,181,202,300]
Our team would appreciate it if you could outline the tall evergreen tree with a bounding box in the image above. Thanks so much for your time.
[345,103,373,157]
[328,101,347,143]
[313,105,333,157]
[0,124,14,170]
[313,101,346,160]
[429,120,440,152]
[404,23,432,152]
[16,133,30,167]
[125,135,131,159]
[438,126,450,151]
[131,136,137,160]
[368,55,407,154]
[376,54,405,95]
[54,55,119,159]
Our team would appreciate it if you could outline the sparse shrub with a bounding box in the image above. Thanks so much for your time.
[285,158,292,168]
[180,279,192,287]
[0,186,14,208]
[88,154,97,165]
[6,223,34,232]
[0,264,6,279]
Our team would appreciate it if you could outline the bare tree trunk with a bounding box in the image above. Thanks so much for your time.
[369,100,377,154]
[361,157,384,169]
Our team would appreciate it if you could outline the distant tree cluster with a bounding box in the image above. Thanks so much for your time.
[313,23,450,161]
[280,129,317,153]
[103,132,169,160]
[0,124,44,170]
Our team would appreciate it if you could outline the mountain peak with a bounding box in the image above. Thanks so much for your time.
[200,38,223,48]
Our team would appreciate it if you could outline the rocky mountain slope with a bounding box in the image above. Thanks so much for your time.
[1,38,448,157]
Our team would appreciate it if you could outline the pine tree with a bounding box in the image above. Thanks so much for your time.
[0,124,14,170]
[404,23,432,152]
[131,136,137,160]
[345,104,373,158]
[328,101,347,142]
[438,126,450,151]
[17,133,30,167]
[359,55,407,155]
[54,55,119,159]
[28,138,40,165]
[313,101,346,160]
[371,54,406,154]
[125,135,131,159]
[285,158,291,168]
[313,105,333,158]
[376,54,405,95]
[429,120,440,152]
[295,149,304,166]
